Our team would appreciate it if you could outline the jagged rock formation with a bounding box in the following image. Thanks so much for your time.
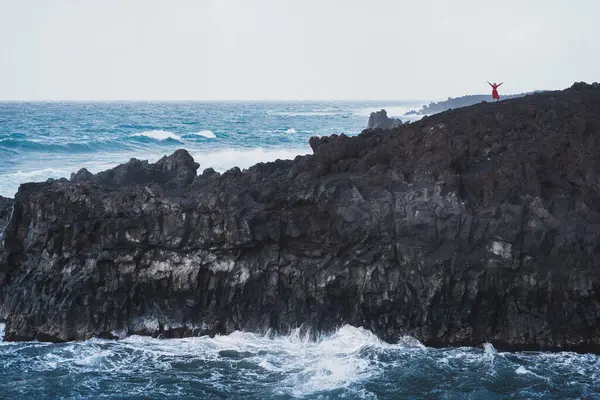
[0,197,12,238]
[1,83,600,353]
[367,109,403,129]
[0,196,14,293]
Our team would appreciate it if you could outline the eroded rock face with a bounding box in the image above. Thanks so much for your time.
[1,84,600,352]
[0,196,14,303]
[0,197,12,237]
[367,109,403,130]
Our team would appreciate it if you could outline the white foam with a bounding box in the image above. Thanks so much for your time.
[285,128,296,134]
[483,342,497,358]
[79,325,419,397]
[210,325,421,397]
[480,343,498,376]
[0,168,71,197]
[132,130,183,142]
[213,325,414,396]
[514,364,552,381]
[190,147,309,172]
[0,323,4,340]
[73,350,114,367]
[516,366,530,375]
[3,323,599,397]
[191,130,216,139]
[4,167,67,179]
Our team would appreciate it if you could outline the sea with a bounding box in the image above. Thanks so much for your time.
[1,101,599,399]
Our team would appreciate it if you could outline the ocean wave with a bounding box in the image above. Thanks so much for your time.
[0,133,189,155]
[131,130,183,142]
[188,130,216,139]
[0,138,56,151]
[0,137,159,154]
[285,128,296,134]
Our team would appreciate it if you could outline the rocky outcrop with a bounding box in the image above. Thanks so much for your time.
[1,83,600,353]
[70,149,200,189]
[367,109,403,129]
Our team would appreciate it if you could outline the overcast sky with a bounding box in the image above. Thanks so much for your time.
[1,0,598,100]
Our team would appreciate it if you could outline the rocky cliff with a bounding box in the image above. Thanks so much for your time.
[1,83,600,352]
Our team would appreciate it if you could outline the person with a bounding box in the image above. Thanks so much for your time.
[487,81,503,101]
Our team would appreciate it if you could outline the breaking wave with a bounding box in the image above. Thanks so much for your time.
[131,130,183,142]
[1,324,599,399]
[189,130,216,138]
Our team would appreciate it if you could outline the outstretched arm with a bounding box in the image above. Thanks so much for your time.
[487,81,493,87]
[498,82,503,87]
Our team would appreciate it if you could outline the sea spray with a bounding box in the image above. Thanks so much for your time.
[1,325,598,398]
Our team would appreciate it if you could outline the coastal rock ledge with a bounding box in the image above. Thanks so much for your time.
[1,83,600,353]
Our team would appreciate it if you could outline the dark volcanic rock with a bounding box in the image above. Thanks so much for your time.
[0,196,14,302]
[1,83,600,353]
[0,196,13,235]
[367,109,403,129]
[70,149,200,189]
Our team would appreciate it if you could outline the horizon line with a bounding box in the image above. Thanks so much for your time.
[0,98,428,103]
[0,92,535,103]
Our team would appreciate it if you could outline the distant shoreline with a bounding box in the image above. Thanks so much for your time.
[406,91,545,115]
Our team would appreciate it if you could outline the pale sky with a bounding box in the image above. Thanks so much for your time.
[0,0,598,100]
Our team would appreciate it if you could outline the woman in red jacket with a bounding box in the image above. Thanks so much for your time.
[488,81,503,101]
